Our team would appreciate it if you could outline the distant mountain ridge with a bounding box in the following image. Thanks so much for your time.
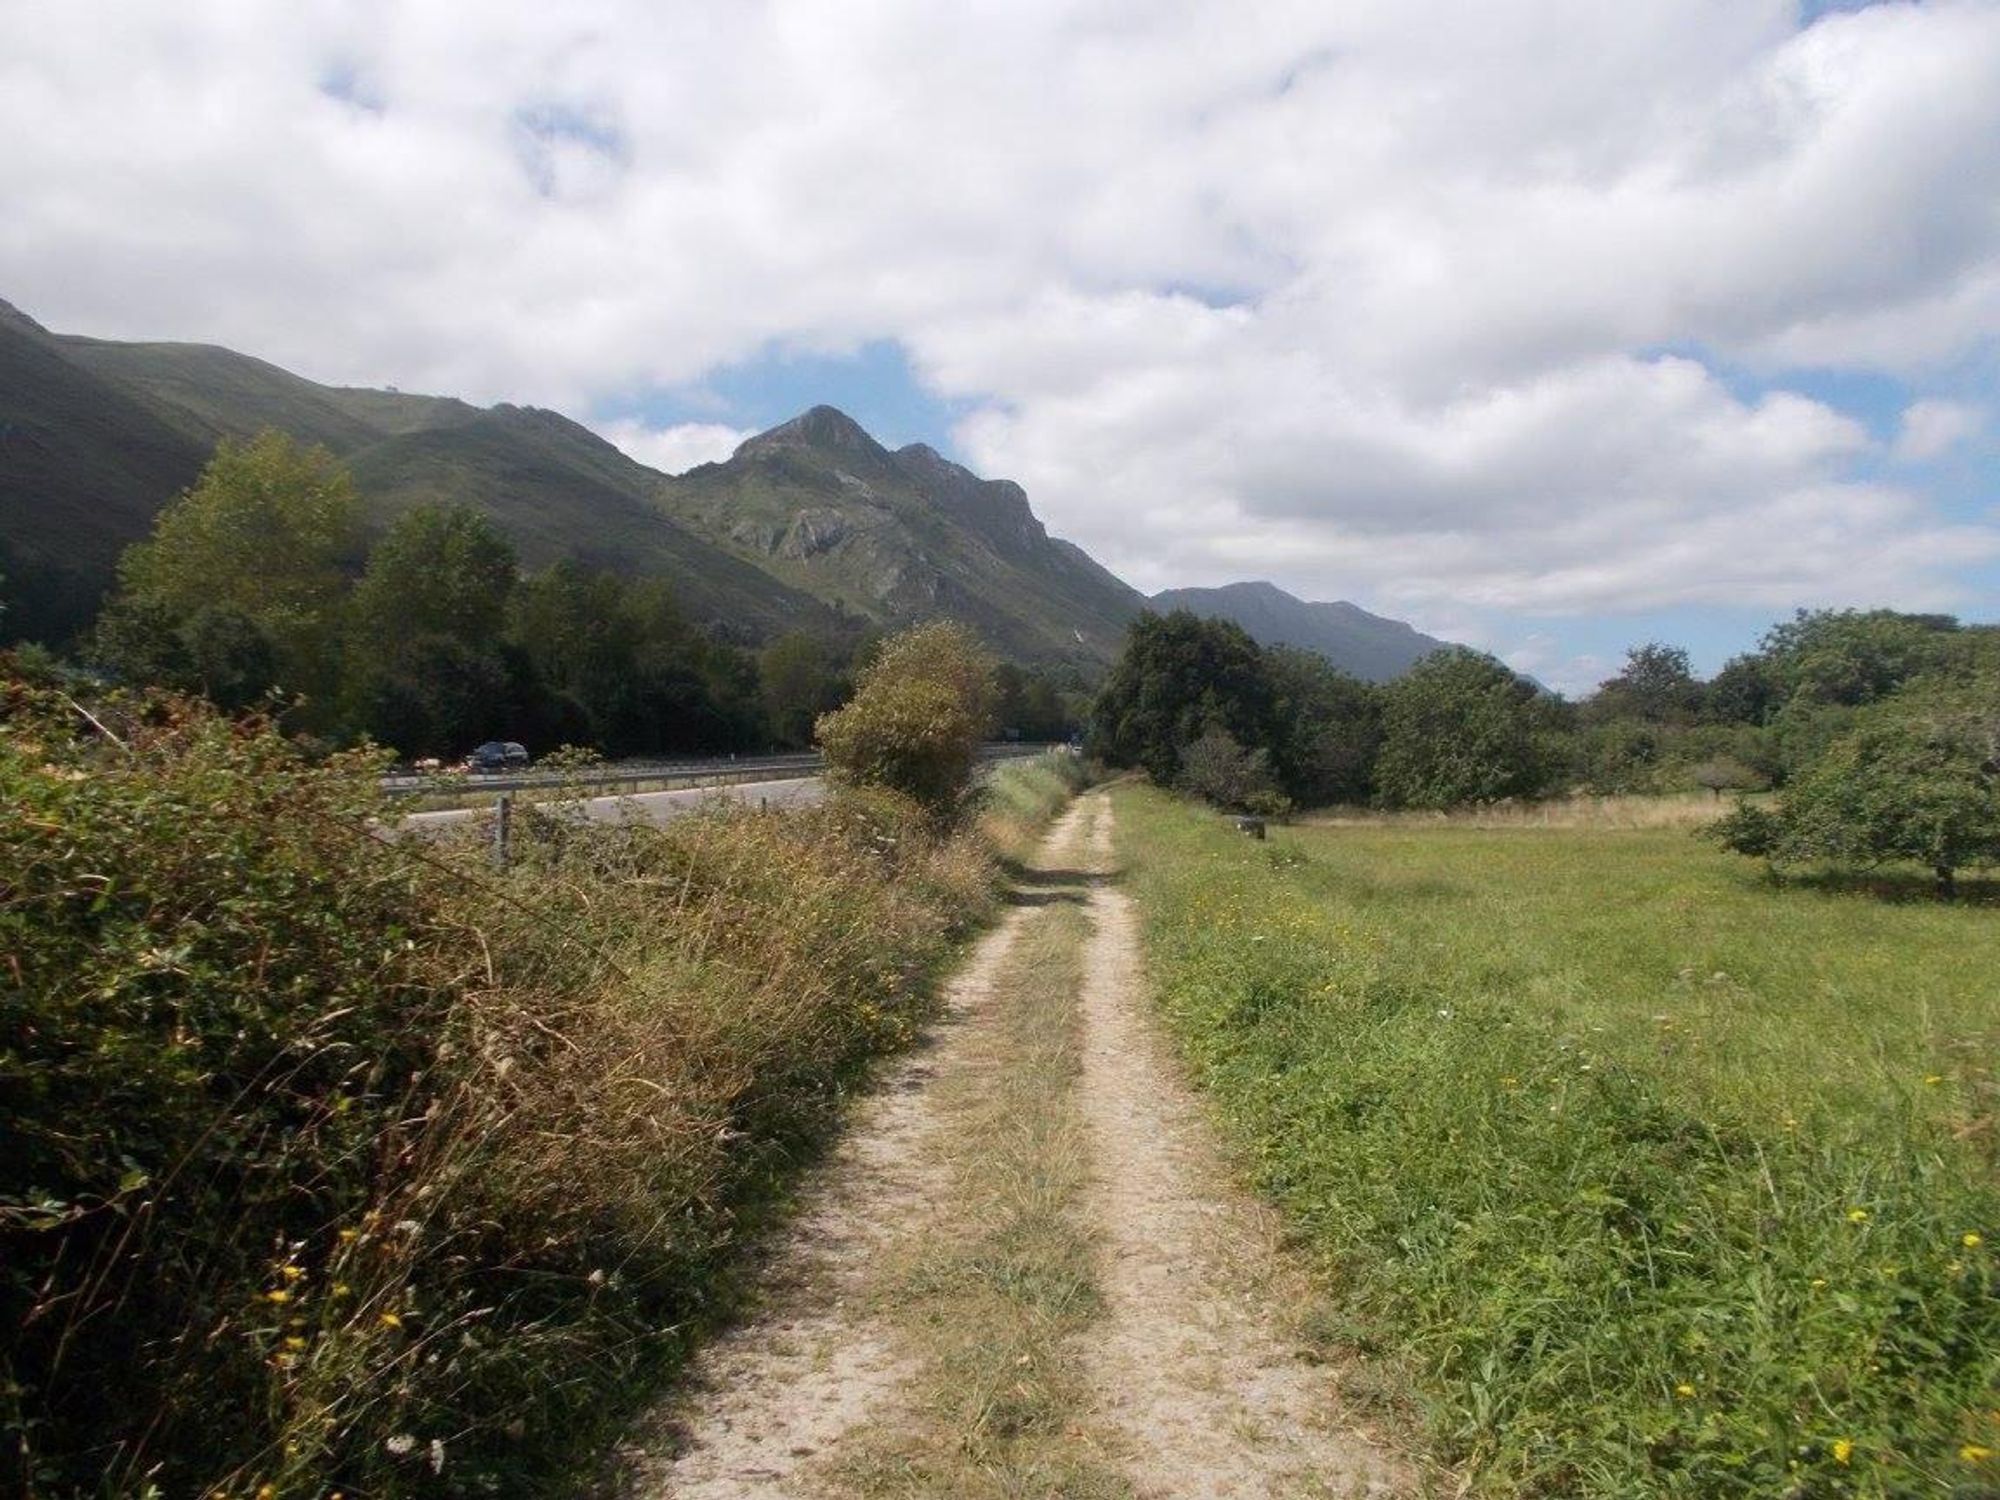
[659,404,1145,663]
[1,296,1449,679]
[1151,580,1447,681]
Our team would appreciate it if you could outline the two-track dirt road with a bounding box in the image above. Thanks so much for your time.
[623,793,1413,1499]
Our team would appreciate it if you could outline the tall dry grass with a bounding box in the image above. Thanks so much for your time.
[1301,789,1751,832]
[1,682,1048,1497]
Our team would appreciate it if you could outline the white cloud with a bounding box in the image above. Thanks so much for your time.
[598,419,751,475]
[1894,398,1984,462]
[3,0,1997,628]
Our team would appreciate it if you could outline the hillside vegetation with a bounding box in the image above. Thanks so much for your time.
[0,302,1149,671]
[0,667,1083,1497]
[1114,786,2000,1496]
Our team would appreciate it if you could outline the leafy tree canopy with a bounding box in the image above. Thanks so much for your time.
[1375,646,1557,809]
[1091,611,1274,786]
[1713,676,2000,897]
[815,620,997,819]
[113,430,359,705]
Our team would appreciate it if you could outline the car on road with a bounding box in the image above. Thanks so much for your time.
[464,741,529,772]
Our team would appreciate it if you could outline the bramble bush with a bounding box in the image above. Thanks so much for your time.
[1,674,1017,1497]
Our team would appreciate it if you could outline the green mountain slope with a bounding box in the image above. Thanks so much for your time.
[1,308,832,643]
[1150,580,1446,680]
[2,299,1448,677]
[658,406,1145,665]
[343,407,834,635]
[0,302,209,641]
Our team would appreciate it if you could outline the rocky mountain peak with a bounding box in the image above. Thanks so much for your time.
[736,404,882,459]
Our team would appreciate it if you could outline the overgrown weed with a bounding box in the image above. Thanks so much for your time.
[0,683,1078,1496]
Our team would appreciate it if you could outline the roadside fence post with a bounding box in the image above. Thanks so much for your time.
[494,793,513,870]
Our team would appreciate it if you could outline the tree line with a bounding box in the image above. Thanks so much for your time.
[46,430,1079,759]
[1090,606,2000,887]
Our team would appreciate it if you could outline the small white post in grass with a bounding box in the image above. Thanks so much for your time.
[494,793,513,870]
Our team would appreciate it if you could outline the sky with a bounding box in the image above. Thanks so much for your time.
[3,0,1996,695]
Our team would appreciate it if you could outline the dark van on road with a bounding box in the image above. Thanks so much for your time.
[465,741,529,772]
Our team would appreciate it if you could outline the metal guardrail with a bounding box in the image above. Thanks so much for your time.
[381,741,1058,799]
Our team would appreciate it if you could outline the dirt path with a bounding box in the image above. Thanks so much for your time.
[627,794,1411,1498]
[1074,811,1406,1499]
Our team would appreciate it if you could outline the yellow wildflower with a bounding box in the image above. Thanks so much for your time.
[1675,1383,1696,1397]
[283,1336,307,1350]
[280,1264,304,1281]
[1962,1444,1993,1462]
[379,1311,402,1328]
[338,1227,360,1242]
[264,1289,291,1304]
[1963,1232,1983,1249]
[1810,1278,1828,1289]
[1847,1208,1869,1223]
[1832,1438,1852,1465]
[1924,1074,1944,1085]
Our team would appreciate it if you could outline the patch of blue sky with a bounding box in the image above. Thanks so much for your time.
[317,59,384,113]
[1515,604,1794,684]
[1636,339,1911,445]
[513,102,626,158]
[597,338,974,457]
[1159,280,1256,311]
[1798,0,1900,22]
[511,101,629,196]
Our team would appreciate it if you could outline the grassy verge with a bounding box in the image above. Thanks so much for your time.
[833,897,1129,1499]
[979,751,1095,867]
[1113,784,2000,1497]
[0,686,1078,1498]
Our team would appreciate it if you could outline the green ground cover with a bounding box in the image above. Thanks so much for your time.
[1113,786,1999,1497]
[0,672,1078,1498]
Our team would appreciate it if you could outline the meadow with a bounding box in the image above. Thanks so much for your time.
[1113,785,1999,1497]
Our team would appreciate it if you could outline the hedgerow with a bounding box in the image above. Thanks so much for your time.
[1,677,1006,1496]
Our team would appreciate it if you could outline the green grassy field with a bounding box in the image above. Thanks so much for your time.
[1113,786,1999,1497]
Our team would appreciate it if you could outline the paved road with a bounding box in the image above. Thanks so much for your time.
[397,775,826,834]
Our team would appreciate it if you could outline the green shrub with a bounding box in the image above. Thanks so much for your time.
[816,621,997,821]
[1,678,1007,1496]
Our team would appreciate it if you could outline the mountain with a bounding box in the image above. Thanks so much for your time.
[656,406,1145,664]
[0,306,835,644]
[0,298,1444,679]
[1151,580,1447,681]
[1,303,1141,663]
[0,301,210,641]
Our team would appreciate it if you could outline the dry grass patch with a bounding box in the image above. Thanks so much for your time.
[827,897,1132,1500]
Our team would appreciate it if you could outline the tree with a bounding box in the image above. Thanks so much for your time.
[1756,609,1958,708]
[1374,647,1556,808]
[815,620,996,819]
[112,431,360,711]
[1176,725,1288,815]
[1713,679,2000,897]
[1588,643,1699,725]
[343,505,518,749]
[1264,646,1383,806]
[759,631,848,747]
[1091,612,1275,785]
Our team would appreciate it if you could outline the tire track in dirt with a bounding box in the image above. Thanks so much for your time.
[627,799,1100,1498]
[626,793,1412,1497]
[1074,798,1411,1500]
